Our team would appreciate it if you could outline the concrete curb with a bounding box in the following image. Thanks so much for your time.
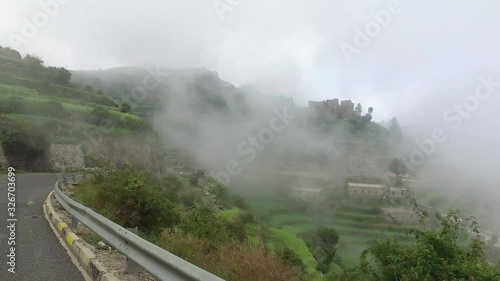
[44,191,119,281]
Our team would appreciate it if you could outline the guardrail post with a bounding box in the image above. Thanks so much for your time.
[63,177,68,187]
[126,227,140,273]
[71,216,78,229]
[72,174,76,183]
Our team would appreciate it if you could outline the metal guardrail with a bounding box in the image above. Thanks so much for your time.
[54,174,225,281]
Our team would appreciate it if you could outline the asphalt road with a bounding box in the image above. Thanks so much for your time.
[0,173,85,281]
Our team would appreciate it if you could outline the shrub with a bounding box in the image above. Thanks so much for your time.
[118,102,131,113]
[340,210,500,280]
[279,247,306,270]
[159,231,303,281]
[178,206,246,244]
[76,169,180,234]
[239,212,256,224]
[86,107,111,126]
[46,100,69,119]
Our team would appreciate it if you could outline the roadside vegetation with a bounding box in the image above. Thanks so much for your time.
[73,169,308,281]
[73,169,500,280]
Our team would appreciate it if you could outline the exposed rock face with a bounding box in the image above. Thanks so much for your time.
[2,136,161,172]
[48,144,85,172]
[0,144,85,171]
[83,136,163,171]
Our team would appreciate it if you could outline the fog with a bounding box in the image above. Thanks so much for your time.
[1,1,500,228]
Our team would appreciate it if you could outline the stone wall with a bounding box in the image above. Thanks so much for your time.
[48,144,85,171]
[0,144,85,172]
[83,136,163,171]
[1,138,159,172]
[0,145,8,169]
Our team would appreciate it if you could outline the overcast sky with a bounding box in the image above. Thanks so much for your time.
[1,1,500,194]
[0,1,496,120]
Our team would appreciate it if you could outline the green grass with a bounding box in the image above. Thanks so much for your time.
[247,198,287,211]
[269,228,318,271]
[3,114,139,142]
[268,214,313,227]
[337,243,368,266]
[333,210,382,219]
[281,223,315,235]
[109,110,142,122]
[246,224,263,248]
[217,208,244,222]
[75,231,108,250]
[0,83,38,97]
[249,194,409,271]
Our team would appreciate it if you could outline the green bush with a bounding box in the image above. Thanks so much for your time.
[76,169,180,234]
[118,102,131,113]
[46,100,69,119]
[178,206,247,244]
[86,107,111,126]
[279,247,306,270]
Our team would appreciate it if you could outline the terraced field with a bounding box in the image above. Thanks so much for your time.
[245,196,406,266]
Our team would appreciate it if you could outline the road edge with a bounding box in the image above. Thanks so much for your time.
[44,191,119,281]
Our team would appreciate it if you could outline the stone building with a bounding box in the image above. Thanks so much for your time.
[308,98,356,117]
[347,183,388,198]
[339,100,355,116]
[347,183,408,200]
[389,187,407,198]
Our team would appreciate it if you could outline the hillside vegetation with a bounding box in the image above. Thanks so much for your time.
[74,168,500,281]
[73,169,306,281]
[0,46,157,170]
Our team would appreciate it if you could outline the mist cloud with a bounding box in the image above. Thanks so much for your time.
[1,0,500,227]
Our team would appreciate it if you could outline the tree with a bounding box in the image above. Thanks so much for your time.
[118,102,131,113]
[364,113,372,122]
[0,46,22,60]
[87,107,110,126]
[317,227,339,268]
[363,107,374,122]
[23,54,44,71]
[338,209,500,281]
[53,67,72,85]
[47,67,72,85]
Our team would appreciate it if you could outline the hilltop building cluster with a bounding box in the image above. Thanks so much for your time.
[308,99,359,117]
